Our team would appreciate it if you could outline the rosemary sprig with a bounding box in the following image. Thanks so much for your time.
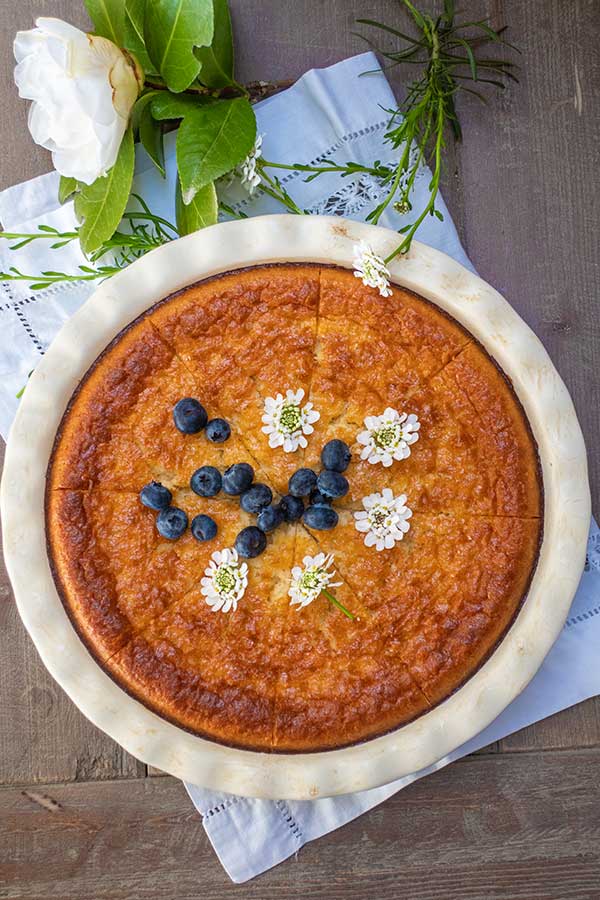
[1,263,126,291]
[255,160,307,215]
[1,224,79,251]
[357,0,518,261]
[260,158,395,183]
[219,202,248,220]
[0,196,179,290]
[261,0,517,262]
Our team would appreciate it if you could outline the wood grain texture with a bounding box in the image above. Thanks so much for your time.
[453,0,600,517]
[0,0,90,191]
[2,752,600,899]
[499,697,600,752]
[0,0,599,894]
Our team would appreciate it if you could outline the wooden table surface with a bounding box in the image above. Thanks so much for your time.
[1,1,599,897]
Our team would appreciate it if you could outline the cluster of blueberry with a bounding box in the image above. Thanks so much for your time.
[139,396,233,543]
[139,481,208,542]
[172,397,231,443]
[286,438,351,530]
[138,397,352,559]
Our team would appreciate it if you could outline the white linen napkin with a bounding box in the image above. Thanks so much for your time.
[1,53,598,884]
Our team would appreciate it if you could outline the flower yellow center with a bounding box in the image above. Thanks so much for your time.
[279,403,302,434]
[300,568,322,594]
[370,508,389,528]
[215,565,236,594]
[374,424,400,450]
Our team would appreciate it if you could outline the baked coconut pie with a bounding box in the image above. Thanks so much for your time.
[46,264,543,751]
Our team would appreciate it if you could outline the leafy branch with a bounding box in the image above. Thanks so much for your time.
[0,196,179,290]
[254,160,307,215]
[5,0,518,291]
[356,0,518,261]
[259,0,517,261]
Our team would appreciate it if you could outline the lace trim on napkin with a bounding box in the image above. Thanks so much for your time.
[275,800,304,842]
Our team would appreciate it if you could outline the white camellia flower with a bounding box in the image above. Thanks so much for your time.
[262,388,320,453]
[288,553,342,610]
[354,488,412,551]
[201,548,249,614]
[352,240,393,297]
[357,407,420,467]
[14,18,143,185]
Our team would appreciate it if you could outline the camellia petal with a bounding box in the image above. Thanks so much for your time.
[14,18,142,185]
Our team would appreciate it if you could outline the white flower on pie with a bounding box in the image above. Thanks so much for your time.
[238,133,263,194]
[354,488,412,551]
[352,240,393,298]
[261,388,320,453]
[357,407,420,467]
[201,548,248,614]
[288,553,341,610]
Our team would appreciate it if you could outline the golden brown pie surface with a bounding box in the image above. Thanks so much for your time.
[46,264,543,751]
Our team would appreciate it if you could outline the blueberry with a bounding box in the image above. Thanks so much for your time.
[309,488,332,507]
[222,462,254,495]
[190,465,222,497]
[235,525,267,558]
[190,514,218,542]
[156,506,188,540]
[321,439,352,473]
[288,467,318,497]
[303,504,339,531]
[240,483,272,514]
[140,481,172,511]
[317,470,349,499]
[205,418,231,443]
[173,398,207,434]
[257,505,284,533]
[278,494,305,522]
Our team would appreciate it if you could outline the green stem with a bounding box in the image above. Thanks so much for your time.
[219,202,248,220]
[322,588,355,621]
[384,97,444,263]
[122,210,178,234]
[257,164,305,215]
[369,142,410,225]
[0,266,122,287]
[260,158,392,180]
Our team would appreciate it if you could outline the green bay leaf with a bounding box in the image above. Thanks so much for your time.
[150,92,210,121]
[195,0,234,88]
[58,176,79,205]
[74,128,135,255]
[124,0,155,73]
[140,113,166,177]
[84,0,125,45]
[132,92,165,175]
[177,97,256,203]
[176,179,218,234]
[144,0,214,93]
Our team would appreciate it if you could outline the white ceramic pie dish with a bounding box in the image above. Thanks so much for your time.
[1,215,590,799]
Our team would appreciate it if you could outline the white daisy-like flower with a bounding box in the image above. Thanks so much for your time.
[261,388,320,453]
[288,553,342,610]
[357,407,420,467]
[352,240,393,298]
[201,548,248,614]
[238,133,263,194]
[354,488,412,551]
